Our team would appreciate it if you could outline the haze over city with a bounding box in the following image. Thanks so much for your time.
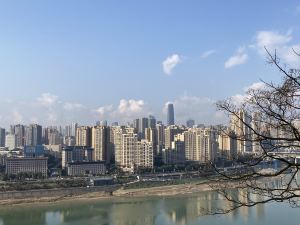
[0,1,300,127]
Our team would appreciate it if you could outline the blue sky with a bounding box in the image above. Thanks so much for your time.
[0,0,300,127]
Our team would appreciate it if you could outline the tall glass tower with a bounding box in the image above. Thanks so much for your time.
[167,103,175,125]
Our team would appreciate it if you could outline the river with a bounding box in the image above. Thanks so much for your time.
[0,190,298,225]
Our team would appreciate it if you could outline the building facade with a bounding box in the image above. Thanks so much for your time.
[67,161,106,176]
[62,146,93,168]
[0,127,5,147]
[91,126,108,162]
[76,126,91,146]
[5,134,16,150]
[114,127,154,172]
[24,145,45,157]
[10,124,25,147]
[6,157,48,177]
[25,124,42,146]
[167,103,175,126]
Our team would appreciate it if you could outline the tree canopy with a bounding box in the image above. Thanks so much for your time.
[214,48,300,213]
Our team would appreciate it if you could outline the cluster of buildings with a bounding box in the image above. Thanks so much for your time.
[0,104,269,177]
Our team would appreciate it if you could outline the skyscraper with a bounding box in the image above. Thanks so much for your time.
[164,125,182,149]
[25,124,42,146]
[10,124,25,147]
[113,127,153,172]
[156,123,165,155]
[138,117,149,139]
[48,129,61,145]
[5,134,16,150]
[167,103,175,126]
[196,127,218,163]
[230,110,252,154]
[71,122,78,137]
[148,115,156,128]
[0,127,5,147]
[76,126,91,146]
[91,126,108,162]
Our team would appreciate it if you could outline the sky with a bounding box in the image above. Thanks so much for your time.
[0,0,300,128]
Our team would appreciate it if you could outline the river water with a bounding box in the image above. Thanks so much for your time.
[0,190,298,225]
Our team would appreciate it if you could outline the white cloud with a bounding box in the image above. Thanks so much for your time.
[224,47,248,69]
[94,99,150,123]
[118,99,145,114]
[162,54,182,75]
[37,93,58,107]
[253,30,300,67]
[0,95,153,127]
[232,82,267,106]
[96,105,113,117]
[255,30,292,51]
[243,82,266,92]
[201,49,216,58]
[231,94,249,106]
[64,102,85,110]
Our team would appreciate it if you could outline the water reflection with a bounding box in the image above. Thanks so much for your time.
[0,189,293,225]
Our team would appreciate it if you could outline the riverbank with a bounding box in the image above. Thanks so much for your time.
[1,175,275,206]
[0,180,216,206]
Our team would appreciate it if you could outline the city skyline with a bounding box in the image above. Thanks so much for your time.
[0,1,300,127]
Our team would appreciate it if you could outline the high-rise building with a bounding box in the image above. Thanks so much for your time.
[186,119,195,128]
[148,115,156,128]
[42,127,49,145]
[111,122,119,126]
[218,130,237,160]
[48,129,61,145]
[184,128,198,161]
[164,125,182,149]
[25,124,42,146]
[5,134,16,150]
[196,127,218,163]
[64,136,76,146]
[62,146,93,168]
[76,126,91,146]
[113,127,153,172]
[183,127,218,163]
[10,124,25,147]
[167,103,175,126]
[71,123,78,137]
[156,123,165,155]
[138,117,149,139]
[133,119,139,132]
[100,120,108,126]
[115,128,138,171]
[91,126,108,162]
[64,123,78,138]
[145,127,157,155]
[162,134,185,164]
[251,112,262,154]
[0,127,5,147]
[24,145,45,157]
[136,140,154,168]
[230,110,252,154]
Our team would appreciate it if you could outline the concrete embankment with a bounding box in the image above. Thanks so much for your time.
[0,185,121,205]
